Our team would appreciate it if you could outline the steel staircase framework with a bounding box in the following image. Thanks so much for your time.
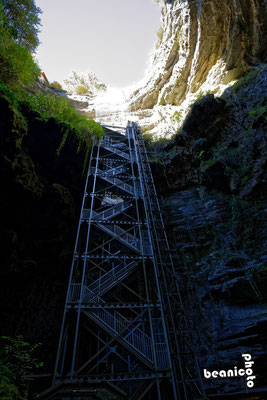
[46,124,206,400]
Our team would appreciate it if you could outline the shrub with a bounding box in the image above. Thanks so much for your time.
[0,34,40,88]
[0,335,42,400]
[76,84,88,95]
[50,81,63,90]
[172,111,182,124]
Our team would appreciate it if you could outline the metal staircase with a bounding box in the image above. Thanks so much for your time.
[38,123,206,400]
[83,309,155,365]
[69,260,137,303]
[101,142,131,160]
[85,201,132,220]
[90,166,139,195]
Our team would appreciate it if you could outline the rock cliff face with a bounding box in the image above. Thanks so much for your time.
[151,64,267,397]
[0,96,86,371]
[126,0,267,136]
[70,0,266,136]
[132,0,266,110]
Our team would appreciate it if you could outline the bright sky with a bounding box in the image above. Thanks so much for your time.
[35,0,161,88]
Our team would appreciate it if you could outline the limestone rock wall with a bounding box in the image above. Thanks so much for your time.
[131,0,267,111]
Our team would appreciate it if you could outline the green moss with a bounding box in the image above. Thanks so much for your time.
[171,111,182,124]
[143,131,156,144]
[231,69,260,91]
[0,82,105,156]
[199,136,256,190]
[248,105,267,120]
[0,82,27,133]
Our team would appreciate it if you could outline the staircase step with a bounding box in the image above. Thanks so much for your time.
[84,260,137,301]
[83,309,154,368]
[101,143,131,161]
[91,166,138,195]
[96,223,141,253]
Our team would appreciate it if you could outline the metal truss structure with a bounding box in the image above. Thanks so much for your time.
[39,123,206,400]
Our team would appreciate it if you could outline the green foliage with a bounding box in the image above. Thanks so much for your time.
[0,82,105,155]
[195,90,205,101]
[248,105,267,120]
[199,137,255,189]
[0,0,104,162]
[0,81,27,131]
[64,71,106,95]
[142,131,156,144]
[145,135,173,165]
[213,146,251,175]
[76,84,88,95]
[0,381,19,400]
[0,335,42,400]
[231,69,260,92]
[171,111,182,124]
[0,0,41,88]
[0,80,19,107]
[197,150,205,159]
[49,81,63,90]
[0,34,40,88]
[0,0,42,51]
[19,90,105,151]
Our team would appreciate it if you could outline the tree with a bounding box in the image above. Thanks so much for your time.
[0,0,42,52]
[64,71,107,95]
[0,0,41,87]
[50,81,63,90]
[76,84,89,95]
